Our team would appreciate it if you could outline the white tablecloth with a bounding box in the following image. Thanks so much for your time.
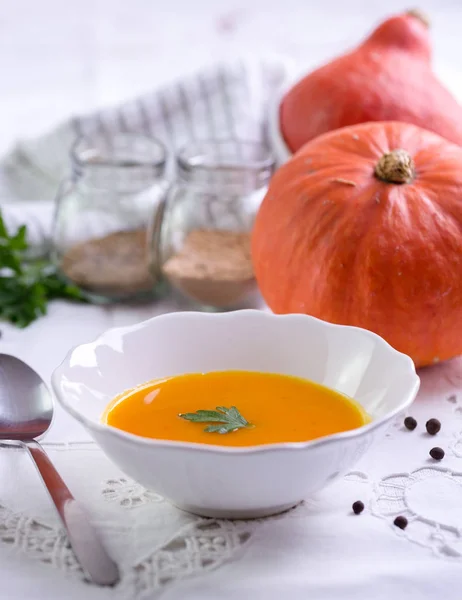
[1,301,462,600]
[2,1,462,598]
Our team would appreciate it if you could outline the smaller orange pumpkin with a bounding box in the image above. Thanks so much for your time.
[280,10,462,150]
[252,121,462,367]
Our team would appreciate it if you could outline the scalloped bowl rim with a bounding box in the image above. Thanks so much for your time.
[51,310,419,455]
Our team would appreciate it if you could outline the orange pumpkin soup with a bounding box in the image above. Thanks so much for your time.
[103,371,369,446]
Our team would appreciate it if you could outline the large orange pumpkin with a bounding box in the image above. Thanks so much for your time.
[252,121,462,367]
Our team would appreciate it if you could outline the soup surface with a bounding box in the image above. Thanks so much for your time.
[103,371,369,446]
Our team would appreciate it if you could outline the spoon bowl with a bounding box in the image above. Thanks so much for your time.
[0,354,52,440]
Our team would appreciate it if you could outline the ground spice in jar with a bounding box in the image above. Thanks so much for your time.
[60,229,155,297]
[162,229,256,308]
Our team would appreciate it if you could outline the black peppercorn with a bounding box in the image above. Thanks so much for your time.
[394,516,408,530]
[426,418,441,435]
[404,416,417,431]
[352,500,364,515]
[429,447,445,460]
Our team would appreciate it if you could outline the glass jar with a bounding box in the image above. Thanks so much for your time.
[152,140,275,310]
[52,134,168,303]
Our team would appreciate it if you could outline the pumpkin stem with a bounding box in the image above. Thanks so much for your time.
[374,149,415,184]
[406,8,430,28]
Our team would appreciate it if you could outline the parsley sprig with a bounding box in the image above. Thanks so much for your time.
[0,210,86,328]
[179,406,254,434]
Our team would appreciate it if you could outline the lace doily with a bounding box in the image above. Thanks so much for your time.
[372,467,462,559]
[102,477,163,509]
[0,499,256,598]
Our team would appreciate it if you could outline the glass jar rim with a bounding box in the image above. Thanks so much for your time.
[71,133,167,170]
[176,139,275,174]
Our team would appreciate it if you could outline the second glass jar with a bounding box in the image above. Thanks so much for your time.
[151,140,275,310]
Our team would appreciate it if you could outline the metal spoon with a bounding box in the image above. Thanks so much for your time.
[0,353,119,586]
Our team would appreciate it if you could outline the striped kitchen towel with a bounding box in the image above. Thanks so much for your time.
[1,55,293,211]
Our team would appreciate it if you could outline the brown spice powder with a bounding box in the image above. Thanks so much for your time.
[60,229,155,296]
[162,229,255,307]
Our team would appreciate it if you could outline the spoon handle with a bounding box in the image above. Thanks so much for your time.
[23,440,119,586]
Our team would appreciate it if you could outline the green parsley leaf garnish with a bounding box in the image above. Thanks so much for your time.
[0,210,86,328]
[179,406,254,434]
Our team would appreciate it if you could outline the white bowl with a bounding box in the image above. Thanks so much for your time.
[51,310,419,519]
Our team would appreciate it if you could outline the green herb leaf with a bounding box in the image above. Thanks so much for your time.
[0,210,87,328]
[179,405,254,434]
